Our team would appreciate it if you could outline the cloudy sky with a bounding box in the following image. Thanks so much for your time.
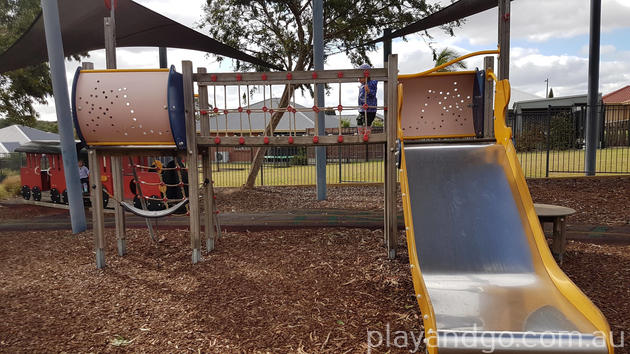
[35,0,630,121]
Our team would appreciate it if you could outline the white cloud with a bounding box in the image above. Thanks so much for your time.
[33,0,630,121]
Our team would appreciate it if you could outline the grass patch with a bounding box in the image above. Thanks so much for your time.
[208,147,630,187]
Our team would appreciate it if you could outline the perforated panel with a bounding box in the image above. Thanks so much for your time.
[73,70,175,146]
[399,73,476,138]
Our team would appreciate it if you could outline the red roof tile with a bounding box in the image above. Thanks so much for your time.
[603,85,630,104]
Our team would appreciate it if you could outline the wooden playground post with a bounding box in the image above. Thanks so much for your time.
[484,56,495,138]
[197,67,216,252]
[385,55,398,259]
[103,16,126,256]
[111,154,126,256]
[89,149,106,268]
[182,61,202,263]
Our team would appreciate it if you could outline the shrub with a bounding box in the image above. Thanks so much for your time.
[0,175,21,199]
[291,147,308,165]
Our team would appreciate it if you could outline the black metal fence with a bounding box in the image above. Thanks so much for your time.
[2,106,628,187]
[507,104,630,178]
[210,143,386,187]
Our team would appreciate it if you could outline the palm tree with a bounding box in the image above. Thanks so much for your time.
[434,48,467,72]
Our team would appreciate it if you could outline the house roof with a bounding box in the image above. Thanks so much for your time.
[0,125,60,145]
[200,98,384,133]
[603,85,630,104]
[0,142,22,154]
[512,93,602,111]
[509,88,541,109]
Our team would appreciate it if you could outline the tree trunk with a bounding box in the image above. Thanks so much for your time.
[243,84,295,188]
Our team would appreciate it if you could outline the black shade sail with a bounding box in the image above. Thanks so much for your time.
[368,0,502,46]
[0,0,280,73]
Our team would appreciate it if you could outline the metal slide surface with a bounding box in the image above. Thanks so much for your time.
[400,142,611,354]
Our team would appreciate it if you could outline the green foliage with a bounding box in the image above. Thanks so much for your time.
[434,47,467,72]
[340,118,351,128]
[549,112,576,150]
[0,0,52,125]
[548,88,554,98]
[201,0,461,72]
[291,147,308,166]
[515,123,545,151]
[372,117,384,127]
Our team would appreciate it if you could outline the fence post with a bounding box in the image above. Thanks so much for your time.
[545,105,551,178]
[597,104,606,149]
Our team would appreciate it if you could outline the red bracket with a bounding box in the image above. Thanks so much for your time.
[236,74,242,81]
[261,74,267,81]
[214,137,221,144]
[286,73,293,80]
[312,105,320,113]
[239,136,245,145]
[312,72,318,79]
[210,74,217,82]
[213,107,219,113]
[337,104,343,112]
[337,135,344,143]
[237,107,243,112]
[263,136,270,144]
[313,136,319,144]
[337,71,344,78]
[363,69,370,77]
[262,106,268,112]
[288,136,294,144]
[363,134,369,142]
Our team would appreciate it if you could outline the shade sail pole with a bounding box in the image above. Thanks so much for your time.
[41,0,87,233]
[313,0,326,200]
[585,0,601,176]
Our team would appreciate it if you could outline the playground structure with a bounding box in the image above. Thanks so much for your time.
[71,50,614,353]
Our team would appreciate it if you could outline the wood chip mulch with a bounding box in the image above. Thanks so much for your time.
[0,228,420,353]
[216,177,630,226]
[0,228,628,353]
[528,176,630,226]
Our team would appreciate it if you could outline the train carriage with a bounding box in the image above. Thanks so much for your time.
[14,141,165,207]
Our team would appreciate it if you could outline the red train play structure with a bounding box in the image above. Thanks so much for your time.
[15,141,177,209]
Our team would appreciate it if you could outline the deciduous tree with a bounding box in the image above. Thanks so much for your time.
[202,0,460,188]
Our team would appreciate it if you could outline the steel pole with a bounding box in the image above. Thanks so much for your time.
[313,0,326,200]
[41,0,87,233]
[159,47,168,68]
[585,0,601,176]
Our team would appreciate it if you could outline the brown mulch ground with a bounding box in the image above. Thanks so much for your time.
[528,176,630,226]
[0,229,419,353]
[0,228,628,353]
[216,185,393,213]
[0,177,628,351]
[216,177,630,226]
[0,202,67,221]
[3,177,629,227]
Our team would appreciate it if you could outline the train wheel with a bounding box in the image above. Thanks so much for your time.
[50,188,61,203]
[147,195,164,211]
[62,189,68,204]
[21,185,31,200]
[133,194,142,209]
[32,186,41,201]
